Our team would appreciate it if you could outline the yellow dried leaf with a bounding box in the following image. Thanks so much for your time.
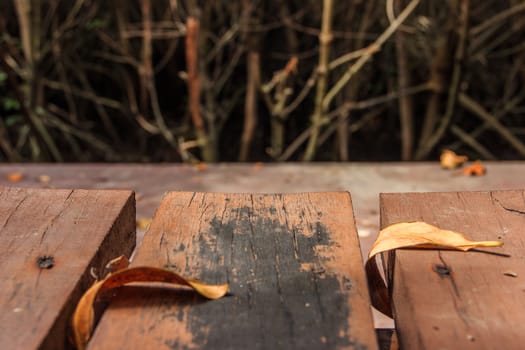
[136,218,152,230]
[368,221,503,259]
[440,149,468,169]
[366,221,503,317]
[72,256,228,350]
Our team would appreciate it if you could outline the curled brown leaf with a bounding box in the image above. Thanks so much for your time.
[366,221,503,317]
[72,256,228,349]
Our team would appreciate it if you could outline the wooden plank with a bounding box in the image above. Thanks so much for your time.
[0,186,135,350]
[380,190,525,349]
[88,192,377,349]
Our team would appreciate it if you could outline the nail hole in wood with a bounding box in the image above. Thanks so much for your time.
[37,256,55,269]
[433,264,450,276]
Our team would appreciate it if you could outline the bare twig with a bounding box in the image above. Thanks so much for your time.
[416,0,469,160]
[470,2,525,36]
[14,0,31,62]
[185,17,214,161]
[281,70,317,117]
[449,89,525,152]
[239,53,259,160]
[0,118,20,161]
[279,83,429,161]
[260,56,298,158]
[394,0,415,160]
[239,0,260,161]
[322,0,420,112]
[450,125,496,160]
[148,79,178,148]
[140,0,153,114]
[327,46,377,71]
[43,109,118,160]
[41,79,122,109]
[327,84,429,122]
[303,0,334,161]
[51,26,78,123]
[335,0,378,161]
[1,4,62,161]
[458,93,525,157]
[319,107,384,149]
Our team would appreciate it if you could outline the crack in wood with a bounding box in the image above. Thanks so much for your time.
[39,190,75,245]
[279,199,300,260]
[188,192,196,207]
[498,204,525,216]
[1,193,29,231]
[436,252,473,331]
[491,192,525,216]
[273,230,296,342]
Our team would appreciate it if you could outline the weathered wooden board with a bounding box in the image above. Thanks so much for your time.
[88,192,377,349]
[380,190,525,349]
[0,186,135,349]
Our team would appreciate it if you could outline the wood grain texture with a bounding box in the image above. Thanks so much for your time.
[0,186,135,350]
[380,190,525,350]
[88,192,377,349]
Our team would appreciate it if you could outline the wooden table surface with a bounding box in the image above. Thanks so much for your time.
[1,161,524,328]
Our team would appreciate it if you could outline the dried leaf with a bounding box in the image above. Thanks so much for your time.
[463,160,486,176]
[195,162,207,171]
[136,218,152,230]
[366,221,503,317]
[72,256,228,350]
[369,221,502,258]
[6,172,24,182]
[38,174,51,184]
[440,149,468,169]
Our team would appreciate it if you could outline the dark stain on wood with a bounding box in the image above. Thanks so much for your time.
[88,192,377,350]
[189,211,352,349]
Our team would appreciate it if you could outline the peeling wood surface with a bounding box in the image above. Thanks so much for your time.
[88,192,377,349]
[0,187,135,350]
[380,190,525,349]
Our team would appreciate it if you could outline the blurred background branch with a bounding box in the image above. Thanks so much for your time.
[0,0,524,162]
